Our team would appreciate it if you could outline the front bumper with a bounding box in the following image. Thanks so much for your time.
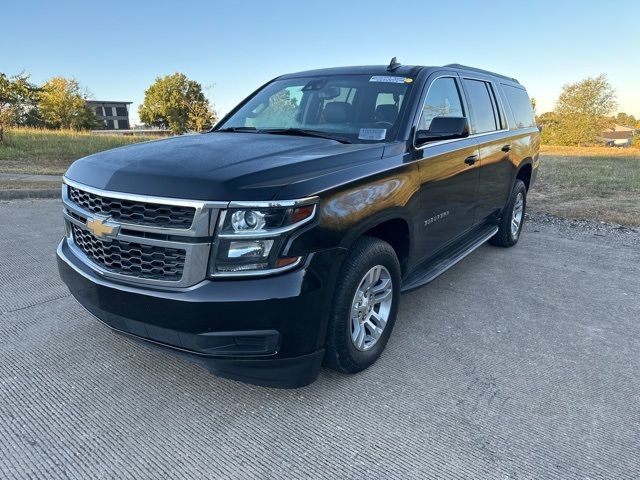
[57,238,346,388]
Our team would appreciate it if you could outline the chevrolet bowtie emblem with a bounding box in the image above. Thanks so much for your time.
[86,217,118,239]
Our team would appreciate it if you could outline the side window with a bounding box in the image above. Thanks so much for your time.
[463,79,498,134]
[418,77,464,131]
[502,84,536,128]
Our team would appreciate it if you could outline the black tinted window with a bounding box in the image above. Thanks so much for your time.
[463,79,498,133]
[418,77,464,130]
[503,85,535,128]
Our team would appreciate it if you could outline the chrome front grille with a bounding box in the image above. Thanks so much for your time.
[62,179,226,288]
[71,224,186,280]
[68,185,196,229]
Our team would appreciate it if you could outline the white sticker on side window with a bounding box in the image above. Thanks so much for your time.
[359,128,387,141]
[369,76,407,83]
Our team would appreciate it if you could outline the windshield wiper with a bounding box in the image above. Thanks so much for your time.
[216,126,260,133]
[261,128,353,144]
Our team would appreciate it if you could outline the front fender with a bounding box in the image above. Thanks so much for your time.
[285,161,420,255]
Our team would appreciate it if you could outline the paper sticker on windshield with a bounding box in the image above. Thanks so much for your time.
[370,76,407,84]
[359,128,387,141]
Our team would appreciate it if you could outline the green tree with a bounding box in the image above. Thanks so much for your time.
[537,111,560,128]
[39,77,97,130]
[138,73,216,134]
[186,97,218,132]
[614,112,637,128]
[0,71,38,143]
[543,74,617,146]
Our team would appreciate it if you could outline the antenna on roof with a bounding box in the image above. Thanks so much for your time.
[387,57,401,72]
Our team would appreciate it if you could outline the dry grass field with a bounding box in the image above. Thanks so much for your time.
[531,146,640,226]
[0,180,61,190]
[0,128,159,175]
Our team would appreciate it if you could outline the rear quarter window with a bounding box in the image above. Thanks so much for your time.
[503,85,536,128]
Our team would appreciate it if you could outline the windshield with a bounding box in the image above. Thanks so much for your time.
[216,74,414,143]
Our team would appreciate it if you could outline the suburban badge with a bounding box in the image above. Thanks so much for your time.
[424,211,450,226]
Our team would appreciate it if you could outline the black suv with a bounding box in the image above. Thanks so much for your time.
[57,61,540,388]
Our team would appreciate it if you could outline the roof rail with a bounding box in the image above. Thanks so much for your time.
[443,64,519,84]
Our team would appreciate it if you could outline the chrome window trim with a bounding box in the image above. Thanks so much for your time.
[414,129,513,151]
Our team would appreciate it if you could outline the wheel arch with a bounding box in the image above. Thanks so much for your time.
[515,159,533,191]
[340,213,412,276]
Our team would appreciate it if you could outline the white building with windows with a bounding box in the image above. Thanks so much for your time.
[86,100,132,130]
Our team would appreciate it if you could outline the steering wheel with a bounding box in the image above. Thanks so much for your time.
[374,121,394,129]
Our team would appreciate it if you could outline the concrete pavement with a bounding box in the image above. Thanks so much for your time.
[0,199,639,479]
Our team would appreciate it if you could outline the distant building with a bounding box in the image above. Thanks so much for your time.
[86,100,132,130]
[601,124,634,147]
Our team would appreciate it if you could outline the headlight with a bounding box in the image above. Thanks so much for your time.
[208,200,317,277]
[230,210,266,232]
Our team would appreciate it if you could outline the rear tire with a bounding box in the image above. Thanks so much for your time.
[324,236,401,374]
[490,179,527,247]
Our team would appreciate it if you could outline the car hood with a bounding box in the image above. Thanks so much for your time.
[65,132,385,201]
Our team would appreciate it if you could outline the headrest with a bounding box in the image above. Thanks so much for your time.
[375,104,399,124]
[323,102,351,123]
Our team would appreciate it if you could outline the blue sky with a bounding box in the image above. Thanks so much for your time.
[4,0,639,124]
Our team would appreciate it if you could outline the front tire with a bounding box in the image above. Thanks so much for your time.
[490,179,527,247]
[324,236,401,374]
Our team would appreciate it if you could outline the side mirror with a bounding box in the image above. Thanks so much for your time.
[416,117,470,145]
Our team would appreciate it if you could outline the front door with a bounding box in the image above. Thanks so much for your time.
[414,75,480,261]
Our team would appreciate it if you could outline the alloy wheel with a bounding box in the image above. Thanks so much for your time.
[350,265,393,351]
[511,192,524,238]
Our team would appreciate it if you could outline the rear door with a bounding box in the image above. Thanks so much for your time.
[414,74,480,261]
[460,77,513,222]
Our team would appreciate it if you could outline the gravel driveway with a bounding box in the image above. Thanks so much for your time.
[1,199,638,479]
